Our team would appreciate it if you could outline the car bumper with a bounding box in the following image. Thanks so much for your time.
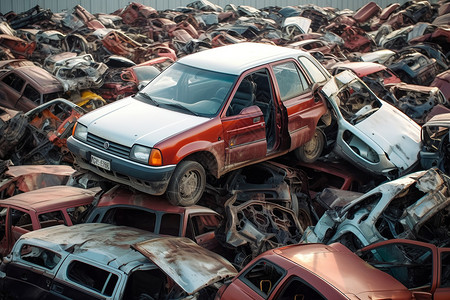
[67,136,175,195]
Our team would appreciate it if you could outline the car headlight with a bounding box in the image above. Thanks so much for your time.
[72,123,88,141]
[130,145,162,166]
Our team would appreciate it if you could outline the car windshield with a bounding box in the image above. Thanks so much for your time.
[322,71,381,124]
[138,62,237,117]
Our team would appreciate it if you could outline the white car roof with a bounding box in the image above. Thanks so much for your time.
[178,42,315,75]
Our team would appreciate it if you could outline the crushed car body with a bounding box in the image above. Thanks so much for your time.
[0,223,237,299]
[301,168,450,251]
[322,70,421,179]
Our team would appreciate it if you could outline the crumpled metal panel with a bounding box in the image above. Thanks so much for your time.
[133,236,237,295]
[221,194,303,259]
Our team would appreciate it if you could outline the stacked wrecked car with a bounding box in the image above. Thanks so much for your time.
[0,0,450,298]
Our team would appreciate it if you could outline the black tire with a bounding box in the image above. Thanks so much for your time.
[166,160,206,206]
[295,128,324,163]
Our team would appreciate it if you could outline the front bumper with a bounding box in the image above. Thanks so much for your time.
[67,136,175,195]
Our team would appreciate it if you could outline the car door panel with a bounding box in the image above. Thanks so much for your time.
[222,106,267,167]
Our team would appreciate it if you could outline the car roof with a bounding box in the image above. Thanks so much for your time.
[177,42,316,75]
[8,66,63,93]
[97,186,218,215]
[1,186,98,212]
[272,243,410,297]
[18,223,159,270]
[332,61,388,77]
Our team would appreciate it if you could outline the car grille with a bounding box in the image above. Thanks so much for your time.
[86,133,131,159]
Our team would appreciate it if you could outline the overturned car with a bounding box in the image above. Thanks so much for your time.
[321,70,421,179]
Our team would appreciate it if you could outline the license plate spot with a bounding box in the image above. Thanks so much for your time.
[91,155,111,171]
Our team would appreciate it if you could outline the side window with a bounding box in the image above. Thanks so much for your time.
[277,276,326,300]
[2,73,25,92]
[227,76,257,116]
[358,243,433,290]
[298,57,328,83]
[0,207,6,241]
[159,213,181,236]
[38,211,66,228]
[11,208,32,231]
[67,205,90,225]
[188,214,220,237]
[20,244,61,270]
[240,259,285,298]
[124,269,167,300]
[273,61,309,102]
[67,260,118,297]
[23,84,40,103]
[103,208,156,233]
[441,251,450,288]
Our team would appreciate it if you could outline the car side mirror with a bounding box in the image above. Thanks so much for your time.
[239,105,263,115]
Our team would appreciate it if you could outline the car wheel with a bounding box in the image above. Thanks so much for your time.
[167,160,206,206]
[295,128,324,163]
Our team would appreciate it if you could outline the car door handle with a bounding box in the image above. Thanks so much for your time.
[253,117,260,123]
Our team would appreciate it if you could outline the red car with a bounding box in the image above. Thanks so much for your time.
[68,42,331,206]
[0,185,99,257]
[216,242,414,300]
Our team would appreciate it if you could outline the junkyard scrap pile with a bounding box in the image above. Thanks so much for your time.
[1,0,450,299]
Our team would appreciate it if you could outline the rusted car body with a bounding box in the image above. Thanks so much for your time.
[432,69,450,101]
[0,59,34,70]
[330,61,401,85]
[0,66,64,112]
[352,1,381,23]
[322,70,421,179]
[0,164,75,199]
[358,239,450,299]
[216,242,414,300]
[72,5,105,30]
[68,42,330,206]
[0,223,237,299]
[420,113,450,173]
[114,2,157,26]
[0,99,85,166]
[0,34,35,59]
[386,51,438,85]
[217,194,303,268]
[386,82,448,124]
[52,54,108,92]
[84,185,224,253]
[302,168,450,251]
[0,185,98,257]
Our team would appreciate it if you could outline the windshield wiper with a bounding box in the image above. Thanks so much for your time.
[164,103,199,116]
[135,92,159,107]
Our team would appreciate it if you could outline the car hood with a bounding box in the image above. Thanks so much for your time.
[355,102,421,171]
[79,97,209,147]
[132,237,237,295]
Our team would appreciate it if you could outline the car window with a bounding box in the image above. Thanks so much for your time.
[124,269,168,300]
[67,205,90,225]
[160,213,181,236]
[11,208,32,231]
[277,276,326,300]
[20,244,61,270]
[67,260,118,296]
[298,57,328,83]
[273,61,309,101]
[441,251,450,288]
[38,211,66,228]
[240,259,285,298]
[358,243,433,290]
[0,208,5,242]
[188,214,220,238]
[2,73,25,92]
[103,207,156,233]
[23,84,40,104]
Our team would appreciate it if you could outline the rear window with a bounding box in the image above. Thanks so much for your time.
[20,244,61,270]
[67,260,118,296]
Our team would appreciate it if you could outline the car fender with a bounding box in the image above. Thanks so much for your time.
[173,140,224,176]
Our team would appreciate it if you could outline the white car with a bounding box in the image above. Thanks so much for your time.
[322,70,421,179]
